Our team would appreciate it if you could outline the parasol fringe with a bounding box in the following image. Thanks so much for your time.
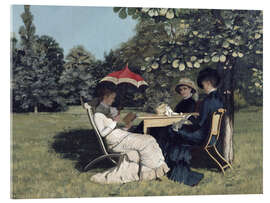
[100,76,148,88]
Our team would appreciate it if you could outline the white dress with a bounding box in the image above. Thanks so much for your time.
[90,112,169,184]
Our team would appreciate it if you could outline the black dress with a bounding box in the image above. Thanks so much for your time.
[174,97,196,114]
[154,97,203,186]
[166,91,224,186]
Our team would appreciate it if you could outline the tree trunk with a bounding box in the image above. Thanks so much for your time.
[34,104,38,113]
[222,90,234,163]
[223,114,234,162]
[218,60,235,164]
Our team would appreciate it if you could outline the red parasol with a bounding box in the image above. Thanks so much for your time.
[100,64,148,88]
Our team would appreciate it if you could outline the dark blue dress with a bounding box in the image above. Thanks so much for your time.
[162,91,224,186]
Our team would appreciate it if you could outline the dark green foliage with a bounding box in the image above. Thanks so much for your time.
[234,58,263,106]
[12,6,67,112]
[59,46,99,105]
[113,7,121,13]
[112,8,263,110]
[119,8,127,19]
[12,35,67,112]
[127,7,137,16]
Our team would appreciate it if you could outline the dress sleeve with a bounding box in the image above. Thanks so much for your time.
[188,98,210,128]
[94,113,117,137]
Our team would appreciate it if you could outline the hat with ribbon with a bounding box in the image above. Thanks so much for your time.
[175,78,198,94]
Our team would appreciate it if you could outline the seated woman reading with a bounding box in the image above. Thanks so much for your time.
[90,88,169,184]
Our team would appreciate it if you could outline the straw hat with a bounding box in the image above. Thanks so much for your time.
[175,78,197,94]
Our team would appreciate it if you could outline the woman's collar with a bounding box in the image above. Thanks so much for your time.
[183,94,192,100]
[100,102,110,108]
[208,88,217,94]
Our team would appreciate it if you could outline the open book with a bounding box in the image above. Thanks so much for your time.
[122,112,137,126]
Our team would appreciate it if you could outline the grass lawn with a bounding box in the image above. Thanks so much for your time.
[11,106,263,198]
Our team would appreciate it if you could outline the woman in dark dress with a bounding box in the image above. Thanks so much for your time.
[174,78,198,114]
[166,68,223,186]
[151,78,201,186]
[158,78,205,186]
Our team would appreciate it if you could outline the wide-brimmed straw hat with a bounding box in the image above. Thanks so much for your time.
[175,78,197,94]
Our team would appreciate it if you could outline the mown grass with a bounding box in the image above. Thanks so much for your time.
[11,106,263,198]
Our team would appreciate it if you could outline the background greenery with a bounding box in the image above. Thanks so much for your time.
[11,6,263,113]
[11,106,262,198]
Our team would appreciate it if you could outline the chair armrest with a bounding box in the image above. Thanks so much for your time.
[84,103,90,110]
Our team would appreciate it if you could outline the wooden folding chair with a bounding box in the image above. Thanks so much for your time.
[200,108,233,174]
[81,99,125,171]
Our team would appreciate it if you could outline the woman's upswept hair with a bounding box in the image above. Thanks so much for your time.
[197,67,221,89]
[97,87,116,101]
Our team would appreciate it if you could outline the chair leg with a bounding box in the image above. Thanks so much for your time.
[84,154,124,171]
[213,146,233,170]
[115,153,126,170]
[205,146,232,174]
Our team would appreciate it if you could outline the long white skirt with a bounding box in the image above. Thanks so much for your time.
[90,133,169,184]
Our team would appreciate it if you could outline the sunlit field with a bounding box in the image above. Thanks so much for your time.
[11,106,262,198]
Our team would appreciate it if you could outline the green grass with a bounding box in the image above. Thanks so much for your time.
[11,106,263,198]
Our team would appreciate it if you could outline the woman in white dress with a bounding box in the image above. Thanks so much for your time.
[90,88,169,184]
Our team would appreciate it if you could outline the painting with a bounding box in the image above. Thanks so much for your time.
[9,0,264,200]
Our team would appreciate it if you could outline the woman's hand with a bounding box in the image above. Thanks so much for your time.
[185,114,192,120]
[125,122,132,130]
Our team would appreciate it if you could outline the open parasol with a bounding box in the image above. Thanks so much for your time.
[99,64,148,89]
[98,64,148,108]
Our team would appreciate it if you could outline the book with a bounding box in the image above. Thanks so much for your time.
[123,112,137,126]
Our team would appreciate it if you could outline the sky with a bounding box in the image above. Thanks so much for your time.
[11,5,138,60]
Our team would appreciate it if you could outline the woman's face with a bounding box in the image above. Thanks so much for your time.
[202,80,213,94]
[178,85,192,98]
[103,92,116,106]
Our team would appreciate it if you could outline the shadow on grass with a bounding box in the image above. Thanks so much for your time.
[191,148,220,172]
[190,140,228,173]
[50,128,223,174]
[51,129,115,172]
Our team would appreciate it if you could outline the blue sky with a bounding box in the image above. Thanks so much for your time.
[11,5,138,60]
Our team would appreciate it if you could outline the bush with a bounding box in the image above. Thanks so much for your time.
[234,89,248,111]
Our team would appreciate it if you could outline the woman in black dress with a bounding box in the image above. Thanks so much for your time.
[166,69,223,186]
[174,78,198,114]
[158,78,203,186]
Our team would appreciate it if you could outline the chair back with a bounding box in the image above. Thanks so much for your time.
[83,102,110,156]
[203,108,226,148]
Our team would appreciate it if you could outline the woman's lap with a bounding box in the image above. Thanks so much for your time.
[111,133,164,169]
[154,127,204,186]
[90,133,169,184]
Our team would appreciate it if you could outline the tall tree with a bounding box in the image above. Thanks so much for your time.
[12,5,38,112]
[12,5,67,112]
[113,7,263,163]
[34,35,67,112]
[59,46,98,104]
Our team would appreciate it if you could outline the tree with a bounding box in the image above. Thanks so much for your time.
[12,5,39,112]
[113,7,263,163]
[99,20,179,108]
[34,35,67,112]
[59,46,98,104]
[12,5,67,112]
